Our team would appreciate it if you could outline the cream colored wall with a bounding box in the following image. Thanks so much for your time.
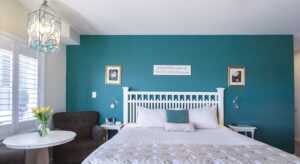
[0,0,29,39]
[44,45,67,120]
[295,50,300,141]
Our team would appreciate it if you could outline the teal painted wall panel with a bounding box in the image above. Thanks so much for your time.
[66,35,294,153]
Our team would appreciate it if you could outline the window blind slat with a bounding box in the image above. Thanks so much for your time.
[19,67,38,71]
[19,72,38,77]
[20,76,38,80]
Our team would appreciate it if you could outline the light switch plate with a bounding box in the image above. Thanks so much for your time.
[92,92,97,98]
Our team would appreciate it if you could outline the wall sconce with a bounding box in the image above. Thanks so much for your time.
[110,98,118,109]
[232,96,240,110]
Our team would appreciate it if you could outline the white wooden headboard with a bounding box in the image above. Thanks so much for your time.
[123,87,225,126]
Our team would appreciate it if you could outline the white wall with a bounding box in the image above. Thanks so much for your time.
[0,0,29,39]
[44,45,67,118]
[295,50,300,142]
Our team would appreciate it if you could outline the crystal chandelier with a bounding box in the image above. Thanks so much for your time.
[27,0,61,54]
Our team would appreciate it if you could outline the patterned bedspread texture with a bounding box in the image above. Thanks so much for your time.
[83,127,300,164]
[84,144,300,164]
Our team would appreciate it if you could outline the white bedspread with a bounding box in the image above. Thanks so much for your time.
[102,126,259,146]
[83,126,300,164]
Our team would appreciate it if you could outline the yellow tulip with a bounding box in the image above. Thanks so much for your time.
[46,107,50,113]
[31,106,54,124]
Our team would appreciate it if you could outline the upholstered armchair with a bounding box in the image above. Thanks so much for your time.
[53,111,106,164]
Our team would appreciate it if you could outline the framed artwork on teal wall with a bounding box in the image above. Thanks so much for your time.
[105,65,122,85]
[228,67,246,86]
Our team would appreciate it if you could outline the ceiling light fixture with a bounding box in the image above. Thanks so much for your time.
[27,0,61,55]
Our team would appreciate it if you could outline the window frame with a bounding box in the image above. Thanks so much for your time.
[0,31,44,139]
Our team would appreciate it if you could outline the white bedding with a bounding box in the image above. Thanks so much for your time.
[83,126,300,164]
[103,126,260,146]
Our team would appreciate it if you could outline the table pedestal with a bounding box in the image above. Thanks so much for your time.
[36,148,49,164]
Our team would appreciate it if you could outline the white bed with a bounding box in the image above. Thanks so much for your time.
[83,87,300,164]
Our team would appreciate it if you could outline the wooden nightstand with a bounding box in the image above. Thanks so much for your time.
[100,123,124,141]
[228,125,257,139]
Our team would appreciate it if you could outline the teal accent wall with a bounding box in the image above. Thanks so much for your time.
[67,35,294,153]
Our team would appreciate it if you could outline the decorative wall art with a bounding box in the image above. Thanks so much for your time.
[105,65,121,85]
[228,67,246,86]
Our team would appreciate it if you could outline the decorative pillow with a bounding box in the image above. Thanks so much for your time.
[189,106,219,129]
[137,106,165,128]
[164,122,195,132]
[166,109,189,123]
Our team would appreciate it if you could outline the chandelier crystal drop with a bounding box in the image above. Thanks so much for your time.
[27,0,61,55]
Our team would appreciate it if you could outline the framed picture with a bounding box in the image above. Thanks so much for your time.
[228,67,246,86]
[105,65,121,85]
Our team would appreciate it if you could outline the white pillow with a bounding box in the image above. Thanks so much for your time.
[189,106,219,129]
[164,122,195,132]
[136,106,165,128]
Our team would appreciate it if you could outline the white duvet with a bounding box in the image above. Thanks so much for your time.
[83,126,300,164]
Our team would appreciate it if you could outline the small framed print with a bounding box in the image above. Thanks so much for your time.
[228,67,246,86]
[105,65,121,85]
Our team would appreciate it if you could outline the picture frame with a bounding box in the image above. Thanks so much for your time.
[228,67,246,86]
[105,65,122,85]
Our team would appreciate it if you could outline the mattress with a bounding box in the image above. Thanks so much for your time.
[83,126,300,164]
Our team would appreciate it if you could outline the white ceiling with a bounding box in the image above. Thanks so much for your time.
[17,0,300,36]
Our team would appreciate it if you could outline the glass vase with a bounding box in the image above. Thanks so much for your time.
[38,121,48,137]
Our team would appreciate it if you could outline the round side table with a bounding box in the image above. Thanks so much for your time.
[3,130,76,164]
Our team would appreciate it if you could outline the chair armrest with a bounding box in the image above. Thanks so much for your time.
[92,125,106,144]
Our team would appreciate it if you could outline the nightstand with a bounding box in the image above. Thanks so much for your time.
[100,123,124,141]
[228,125,257,139]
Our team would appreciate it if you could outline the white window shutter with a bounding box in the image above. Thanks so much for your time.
[0,49,13,125]
[0,36,13,138]
[18,54,39,122]
[0,34,44,138]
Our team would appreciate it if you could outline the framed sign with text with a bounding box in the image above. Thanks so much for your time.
[153,65,191,76]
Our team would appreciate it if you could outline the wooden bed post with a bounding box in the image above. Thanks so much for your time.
[123,87,129,124]
[217,88,225,126]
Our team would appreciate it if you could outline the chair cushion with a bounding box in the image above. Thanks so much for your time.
[53,111,99,138]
